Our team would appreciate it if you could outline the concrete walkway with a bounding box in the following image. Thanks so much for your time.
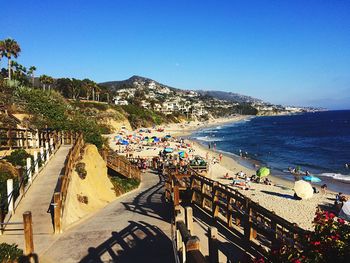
[40,171,174,263]
[0,145,71,254]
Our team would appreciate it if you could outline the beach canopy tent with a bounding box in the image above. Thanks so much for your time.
[339,201,350,221]
[120,139,129,145]
[294,180,313,200]
[256,167,270,178]
[164,147,173,153]
[302,175,321,183]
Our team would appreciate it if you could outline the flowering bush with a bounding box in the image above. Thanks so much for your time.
[255,209,350,263]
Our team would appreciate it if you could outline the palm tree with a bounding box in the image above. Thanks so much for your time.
[39,75,54,91]
[28,66,37,86]
[0,38,21,80]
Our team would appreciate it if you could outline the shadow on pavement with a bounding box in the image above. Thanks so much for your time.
[192,205,265,262]
[121,171,172,222]
[79,220,174,263]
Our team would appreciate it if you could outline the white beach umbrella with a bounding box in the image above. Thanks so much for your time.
[294,180,313,200]
[339,200,350,221]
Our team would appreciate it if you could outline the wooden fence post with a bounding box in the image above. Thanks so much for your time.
[185,206,194,235]
[25,128,29,149]
[40,147,44,163]
[45,142,49,162]
[27,157,32,184]
[23,211,34,255]
[54,192,61,234]
[186,235,200,252]
[208,226,219,263]
[50,137,54,152]
[35,129,39,148]
[33,151,39,176]
[244,200,255,241]
[7,129,12,149]
[7,179,14,214]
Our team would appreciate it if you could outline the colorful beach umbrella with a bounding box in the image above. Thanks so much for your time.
[178,151,188,158]
[302,175,321,183]
[294,180,313,200]
[256,167,270,178]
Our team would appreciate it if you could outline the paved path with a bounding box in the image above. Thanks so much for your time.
[41,171,174,263]
[0,145,71,254]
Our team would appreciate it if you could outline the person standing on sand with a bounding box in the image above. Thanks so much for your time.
[213,143,216,151]
[219,153,223,162]
[208,143,211,149]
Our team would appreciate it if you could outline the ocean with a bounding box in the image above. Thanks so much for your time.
[191,110,350,194]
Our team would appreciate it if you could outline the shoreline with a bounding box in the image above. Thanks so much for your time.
[108,115,346,230]
[185,116,350,195]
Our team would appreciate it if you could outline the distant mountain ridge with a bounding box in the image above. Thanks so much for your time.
[100,75,179,92]
[196,90,265,104]
[100,75,262,104]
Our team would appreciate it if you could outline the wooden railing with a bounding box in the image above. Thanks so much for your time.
[107,152,141,181]
[165,167,310,261]
[53,133,84,233]
[0,129,65,234]
[0,128,74,150]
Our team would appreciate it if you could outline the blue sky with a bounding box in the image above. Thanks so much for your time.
[1,0,349,109]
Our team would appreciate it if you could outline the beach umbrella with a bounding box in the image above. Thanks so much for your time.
[339,201,350,221]
[256,167,270,178]
[302,175,321,183]
[154,138,160,142]
[178,151,186,158]
[165,135,171,139]
[294,180,313,200]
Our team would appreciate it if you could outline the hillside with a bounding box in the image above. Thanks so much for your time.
[196,90,265,104]
[100,75,179,92]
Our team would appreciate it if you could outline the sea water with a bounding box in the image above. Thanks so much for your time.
[191,110,350,194]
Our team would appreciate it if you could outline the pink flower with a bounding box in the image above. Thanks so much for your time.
[337,218,345,224]
[329,213,335,219]
[311,241,321,246]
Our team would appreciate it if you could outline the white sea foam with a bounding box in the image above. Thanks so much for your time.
[195,136,223,142]
[319,173,350,182]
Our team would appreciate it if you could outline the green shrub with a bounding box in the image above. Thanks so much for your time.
[0,243,23,262]
[5,149,31,167]
[109,176,140,195]
[15,87,69,130]
[75,162,87,179]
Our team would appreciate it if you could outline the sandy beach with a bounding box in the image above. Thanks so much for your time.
[107,116,345,230]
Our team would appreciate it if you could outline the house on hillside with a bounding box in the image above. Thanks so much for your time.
[113,96,129,105]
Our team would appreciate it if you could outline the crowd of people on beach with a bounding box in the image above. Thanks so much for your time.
[110,125,350,225]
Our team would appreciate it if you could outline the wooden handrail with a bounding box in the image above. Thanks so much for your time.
[107,152,141,181]
[0,127,63,150]
[54,133,83,233]
[165,165,310,260]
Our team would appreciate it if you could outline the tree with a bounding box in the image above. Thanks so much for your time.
[39,75,54,91]
[71,78,82,99]
[81,79,99,100]
[0,38,21,80]
[27,66,37,87]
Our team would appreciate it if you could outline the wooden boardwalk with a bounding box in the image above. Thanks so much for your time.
[40,171,174,263]
[0,145,71,254]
